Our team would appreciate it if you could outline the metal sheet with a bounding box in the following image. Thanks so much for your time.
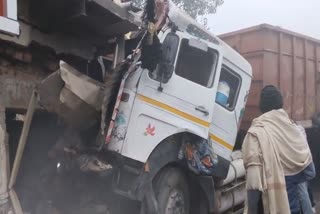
[293,58,304,120]
[240,30,264,54]
[37,63,101,131]
[306,60,316,118]
[280,55,293,116]
[60,61,104,111]
[246,54,263,81]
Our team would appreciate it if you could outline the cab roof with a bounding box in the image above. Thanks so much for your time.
[167,1,252,77]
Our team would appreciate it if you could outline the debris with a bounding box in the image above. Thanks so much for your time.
[179,139,218,175]
[78,154,113,176]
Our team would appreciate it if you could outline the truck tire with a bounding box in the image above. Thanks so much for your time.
[142,167,190,214]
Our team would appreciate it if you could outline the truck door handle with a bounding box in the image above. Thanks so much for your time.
[195,106,209,116]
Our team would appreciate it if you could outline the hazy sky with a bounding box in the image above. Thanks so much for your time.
[207,0,320,39]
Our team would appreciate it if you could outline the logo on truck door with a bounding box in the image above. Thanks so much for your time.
[144,124,156,136]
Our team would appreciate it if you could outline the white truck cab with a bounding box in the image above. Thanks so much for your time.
[109,27,252,163]
[106,5,252,213]
[109,6,251,163]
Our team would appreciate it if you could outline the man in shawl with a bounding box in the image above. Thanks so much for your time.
[242,85,315,214]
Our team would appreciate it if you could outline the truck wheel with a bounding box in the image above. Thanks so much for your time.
[143,167,190,214]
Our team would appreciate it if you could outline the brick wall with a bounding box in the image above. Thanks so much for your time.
[0,41,59,110]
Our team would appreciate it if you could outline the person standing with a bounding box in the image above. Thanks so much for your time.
[295,123,316,214]
[242,85,315,214]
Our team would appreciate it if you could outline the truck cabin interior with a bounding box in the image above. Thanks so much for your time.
[175,39,218,87]
[217,66,241,110]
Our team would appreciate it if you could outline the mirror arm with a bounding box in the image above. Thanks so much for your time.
[157,70,164,92]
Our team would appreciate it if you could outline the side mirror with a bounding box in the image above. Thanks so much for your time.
[147,32,179,90]
[158,62,174,80]
[155,62,174,92]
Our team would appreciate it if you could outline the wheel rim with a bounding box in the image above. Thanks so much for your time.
[165,188,186,214]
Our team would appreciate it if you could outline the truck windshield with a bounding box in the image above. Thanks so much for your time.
[175,39,218,88]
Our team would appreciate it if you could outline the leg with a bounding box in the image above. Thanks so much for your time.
[286,176,301,213]
[307,183,316,212]
[247,190,263,214]
[297,182,313,214]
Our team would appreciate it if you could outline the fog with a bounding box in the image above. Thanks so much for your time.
[207,0,320,39]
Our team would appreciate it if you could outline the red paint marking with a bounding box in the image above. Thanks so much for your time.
[145,124,156,136]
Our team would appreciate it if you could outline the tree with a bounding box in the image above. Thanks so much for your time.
[132,0,224,19]
[171,0,224,19]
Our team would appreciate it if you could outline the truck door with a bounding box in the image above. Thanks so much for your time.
[136,31,223,139]
[210,60,251,161]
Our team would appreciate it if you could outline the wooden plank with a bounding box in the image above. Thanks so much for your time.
[9,91,37,189]
[0,102,9,204]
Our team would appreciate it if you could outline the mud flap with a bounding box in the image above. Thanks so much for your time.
[140,183,159,214]
[196,175,216,213]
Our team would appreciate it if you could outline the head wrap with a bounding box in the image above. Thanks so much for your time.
[259,85,283,113]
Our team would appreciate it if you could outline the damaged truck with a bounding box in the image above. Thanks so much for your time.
[0,0,252,213]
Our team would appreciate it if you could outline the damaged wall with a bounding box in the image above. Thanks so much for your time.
[0,41,58,110]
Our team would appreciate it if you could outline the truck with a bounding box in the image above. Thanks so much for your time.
[0,0,252,214]
[220,24,320,171]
